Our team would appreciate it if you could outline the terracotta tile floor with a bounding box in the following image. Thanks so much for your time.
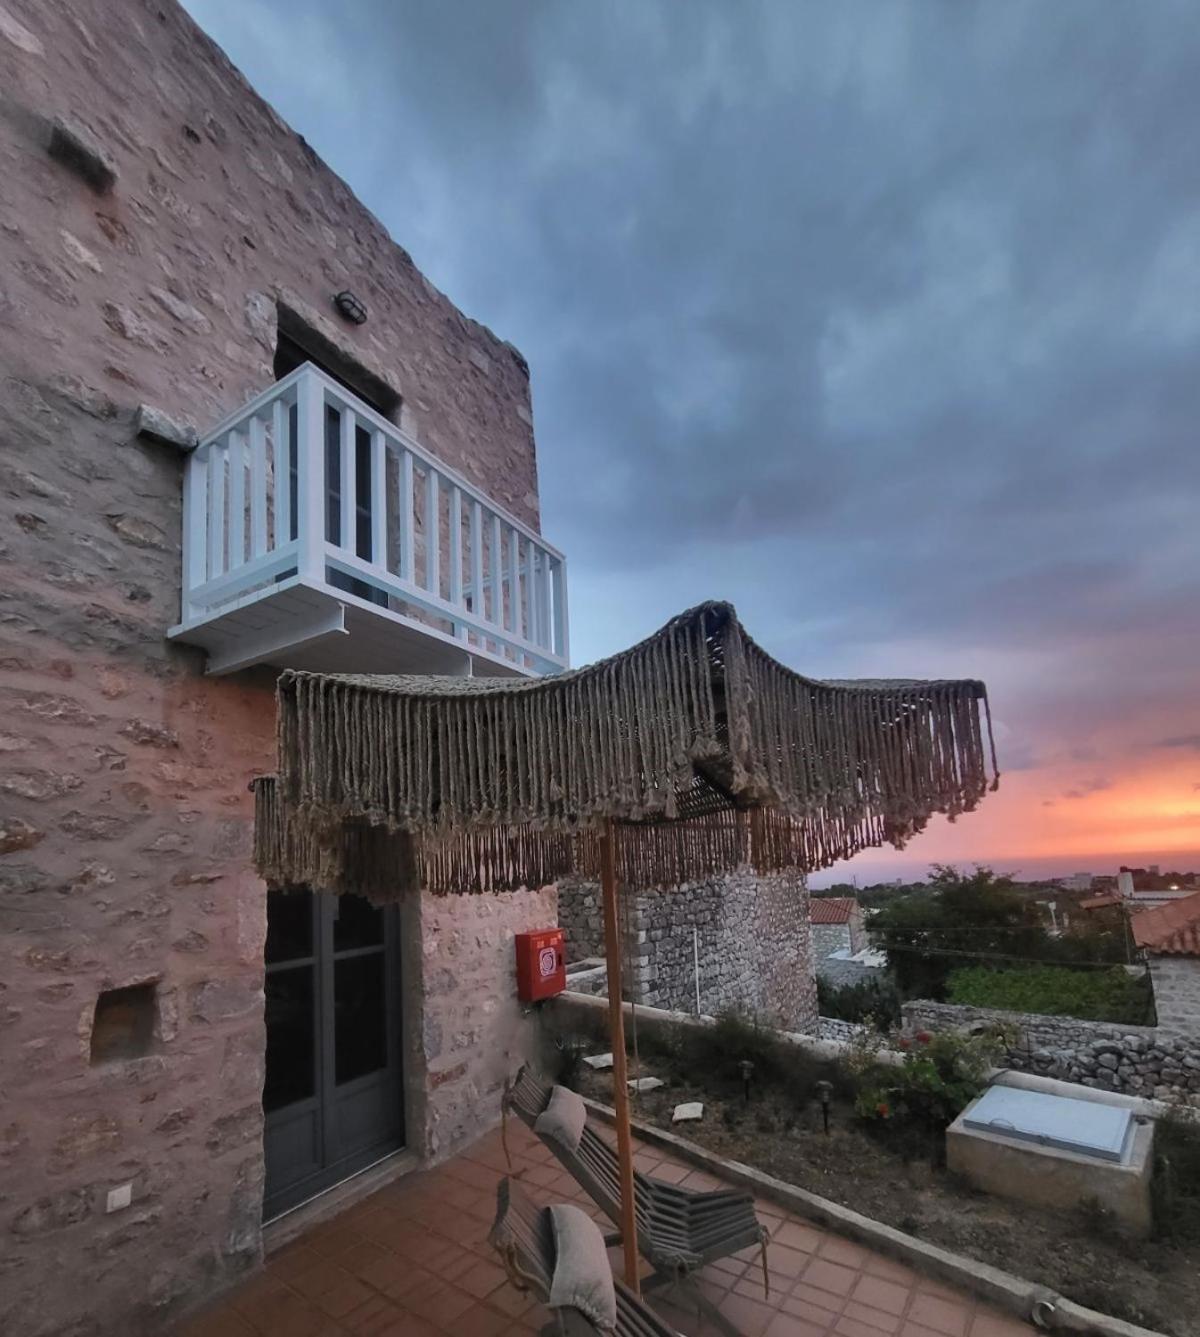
[177,1122,1035,1337]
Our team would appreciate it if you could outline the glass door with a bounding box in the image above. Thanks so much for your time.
[262,889,404,1221]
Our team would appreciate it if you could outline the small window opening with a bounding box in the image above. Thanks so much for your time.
[273,308,400,422]
[90,982,158,1064]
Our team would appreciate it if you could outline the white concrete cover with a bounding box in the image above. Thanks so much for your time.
[964,1086,1134,1163]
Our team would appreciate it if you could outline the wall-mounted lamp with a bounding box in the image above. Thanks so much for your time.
[334,290,368,325]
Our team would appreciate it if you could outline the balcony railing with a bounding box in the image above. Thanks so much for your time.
[168,364,569,677]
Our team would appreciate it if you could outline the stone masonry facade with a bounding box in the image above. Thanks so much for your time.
[902,1000,1200,1106]
[405,887,558,1163]
[559,871,818,1033]
[0,3,552,1334]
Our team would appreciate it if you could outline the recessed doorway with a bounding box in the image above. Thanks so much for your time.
[262,888,405,1222]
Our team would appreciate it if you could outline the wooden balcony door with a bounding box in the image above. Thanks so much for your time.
[262,888,405,1222]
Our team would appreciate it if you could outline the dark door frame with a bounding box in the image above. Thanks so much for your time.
[262,891,406,1223]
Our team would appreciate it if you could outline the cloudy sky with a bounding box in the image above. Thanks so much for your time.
[185,0,1200,884]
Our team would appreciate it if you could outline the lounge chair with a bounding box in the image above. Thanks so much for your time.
[503,1065,768,1336]
[489,1176,680,1336]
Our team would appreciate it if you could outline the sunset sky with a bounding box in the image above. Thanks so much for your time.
[185,0,1200,884]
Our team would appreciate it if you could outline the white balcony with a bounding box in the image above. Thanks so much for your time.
[167,365,569,677]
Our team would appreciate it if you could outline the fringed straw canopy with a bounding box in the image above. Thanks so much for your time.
[254,601,998,899]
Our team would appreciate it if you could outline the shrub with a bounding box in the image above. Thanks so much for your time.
[818,975,901,1031]
[946,964,1154,1025]
[855,1027,1004,1137]
[668,1008,851,1106]
[1152,1110,1200,1243]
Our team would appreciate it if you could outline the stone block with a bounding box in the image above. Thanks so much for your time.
[133,403,199,452]
[47,117,117,193]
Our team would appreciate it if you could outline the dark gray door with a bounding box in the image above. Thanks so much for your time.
[262,889,405,1221]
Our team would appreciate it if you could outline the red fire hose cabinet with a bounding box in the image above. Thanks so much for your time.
[515,927,566,1002]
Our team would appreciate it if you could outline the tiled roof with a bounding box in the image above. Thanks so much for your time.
[810,897,858,924]
[1079,893,1123,911]
[1132,889,1200,957]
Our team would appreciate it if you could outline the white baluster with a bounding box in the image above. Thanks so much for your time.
[339,407,355,553]
[490,513,503,625]
[507,527,521,637]
[425,468,440,595]
[271,398,290,549]
[470,501,484,623]
[227,429,245,569]
[552,556,569,661]
[400,450,415,582]
[208,442,226,578]
[370,429,386,569]
[295,370,326,584]
[249,415,267,558]
[536,547,552,651]
[449,485,463,634]
[182,448,208,617]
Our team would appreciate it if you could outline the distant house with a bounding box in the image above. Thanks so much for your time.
[810,897,883,984]
[1132,890,1200,1036]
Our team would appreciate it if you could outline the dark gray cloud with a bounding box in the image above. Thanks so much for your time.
[184,0,1200,871]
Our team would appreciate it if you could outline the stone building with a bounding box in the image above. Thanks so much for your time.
[809,896,865,962]
[0,3,566,1334]
[558,872,818,1032]
[1133,889,1200,1037]
[810,894,890,989]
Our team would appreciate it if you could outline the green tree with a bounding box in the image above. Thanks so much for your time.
[872,865,1048,999]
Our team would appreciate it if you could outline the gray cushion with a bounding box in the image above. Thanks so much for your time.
[535,1083,587,1154]
[548,1202,618,1331]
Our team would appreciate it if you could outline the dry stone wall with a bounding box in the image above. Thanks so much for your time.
[559,871,818,1033]
[559,878,606,961]
[1148,956,1200,1038]
[902,1000,1200,1105]
[0,1,545,1332]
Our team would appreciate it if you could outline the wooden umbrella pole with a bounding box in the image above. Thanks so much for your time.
[600,818,640,1293]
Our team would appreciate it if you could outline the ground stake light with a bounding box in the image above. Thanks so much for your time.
[815,1078,833,1134]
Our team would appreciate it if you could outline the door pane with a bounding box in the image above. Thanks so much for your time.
[334,953,387,1085]
[264,965,316,1111]
[265,888,312,964]
[333,893,384,952]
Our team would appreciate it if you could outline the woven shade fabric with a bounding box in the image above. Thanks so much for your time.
[255,601,997,898]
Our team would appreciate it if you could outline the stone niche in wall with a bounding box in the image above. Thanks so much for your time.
[90,981,159,1064]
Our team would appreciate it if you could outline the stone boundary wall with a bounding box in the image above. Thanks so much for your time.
[1148,956,1200,1037]
[817,1016,866,1043]
[902,1000,1200,1104]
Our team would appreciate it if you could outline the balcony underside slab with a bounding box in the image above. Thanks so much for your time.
[168,576,532,678]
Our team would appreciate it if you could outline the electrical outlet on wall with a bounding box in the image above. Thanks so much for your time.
[105,1184,132,1214]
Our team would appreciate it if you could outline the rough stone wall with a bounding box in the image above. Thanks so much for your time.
[404,886,557,1163]
[811,921,851,960]
[1147,956,1200,1037]
[902,1000,1200,1105]
[558,878,605,961]
[817,953,883,987]
[559,871,817,1033]
[0,2,544,1334]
